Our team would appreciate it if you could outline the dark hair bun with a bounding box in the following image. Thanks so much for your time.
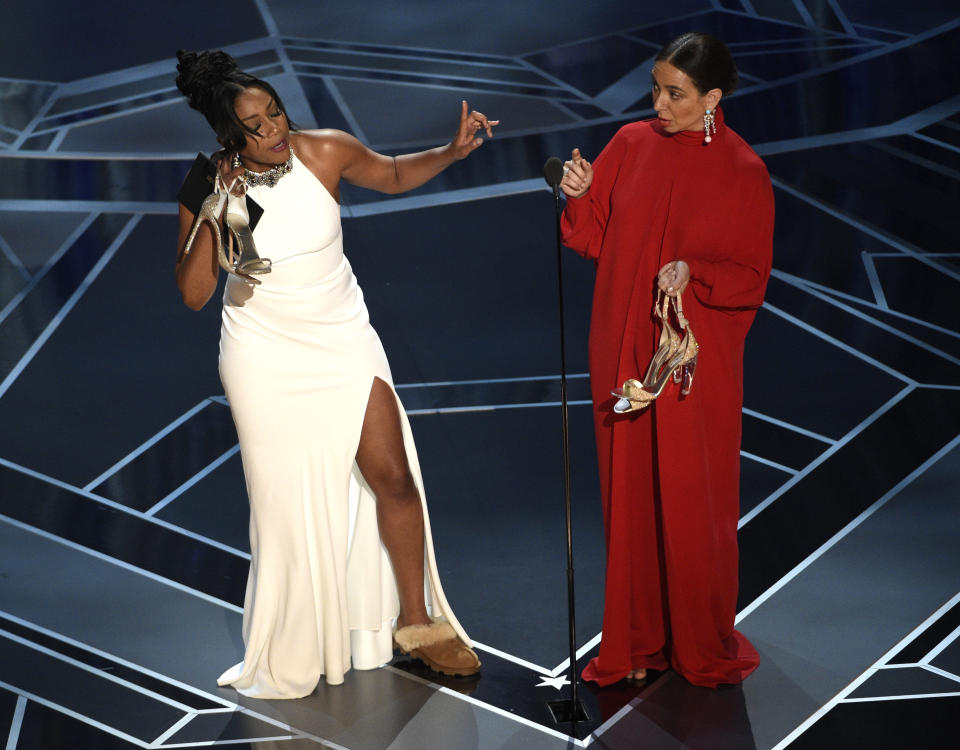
[175,49,241,113]
[656,32,738,96]
[174,48,296,153]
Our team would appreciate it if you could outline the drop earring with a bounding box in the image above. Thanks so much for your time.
[231,153,242,169]
[703,109,716,144]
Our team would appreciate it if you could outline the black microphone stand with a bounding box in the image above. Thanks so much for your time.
[543,157,585,735]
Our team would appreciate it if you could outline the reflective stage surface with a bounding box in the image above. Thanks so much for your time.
[1,1,958,748]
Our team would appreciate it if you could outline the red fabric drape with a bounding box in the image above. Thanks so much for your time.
[562,109,774,688]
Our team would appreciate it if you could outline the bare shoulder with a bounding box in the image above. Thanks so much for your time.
[291,130,365,168]
[289,131,370,195]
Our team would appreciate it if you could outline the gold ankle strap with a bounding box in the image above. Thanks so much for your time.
[672,291,689,329]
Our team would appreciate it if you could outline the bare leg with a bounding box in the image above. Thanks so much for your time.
[355,377,431,628]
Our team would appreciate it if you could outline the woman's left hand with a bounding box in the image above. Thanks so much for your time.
[450,100,499,159]
[657,260,690,297]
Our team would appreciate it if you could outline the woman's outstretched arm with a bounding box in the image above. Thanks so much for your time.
[296,100,498,196]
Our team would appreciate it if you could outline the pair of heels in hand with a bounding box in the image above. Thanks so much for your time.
[181,174,271,282]
[612,290,699,414]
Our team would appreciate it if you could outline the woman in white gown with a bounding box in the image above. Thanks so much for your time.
[173,50,495,698]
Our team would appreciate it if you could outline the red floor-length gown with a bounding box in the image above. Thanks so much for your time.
[561,108,774,687]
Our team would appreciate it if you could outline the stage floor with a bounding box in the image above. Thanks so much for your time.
[1,1,958,748]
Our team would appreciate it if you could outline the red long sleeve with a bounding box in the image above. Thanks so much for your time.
[687,165,775,309]
[560,129,629,261]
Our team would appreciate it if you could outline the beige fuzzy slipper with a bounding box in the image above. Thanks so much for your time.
[393,620,481,677]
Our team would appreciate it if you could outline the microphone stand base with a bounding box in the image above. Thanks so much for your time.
[547,696,590,725]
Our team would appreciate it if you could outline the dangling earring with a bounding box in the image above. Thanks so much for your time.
[231,153,242,169]
[703,109,716,144]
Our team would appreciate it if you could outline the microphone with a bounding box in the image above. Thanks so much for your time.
[543,156,565,188]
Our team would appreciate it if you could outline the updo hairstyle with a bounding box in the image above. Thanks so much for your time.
[175,49,296,153]
[655,32,738,96]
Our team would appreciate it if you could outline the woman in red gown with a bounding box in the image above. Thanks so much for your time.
[560,33,774,688]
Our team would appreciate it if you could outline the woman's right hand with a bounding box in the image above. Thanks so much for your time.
[213,150,247,198]
[560,147,593,198]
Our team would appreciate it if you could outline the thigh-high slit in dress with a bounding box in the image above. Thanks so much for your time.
[215,154,469,698]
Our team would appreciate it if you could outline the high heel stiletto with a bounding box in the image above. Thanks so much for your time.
[180,189,227,264]
[180,176,271,281]
[612,291,698,412]
[611,293,677,414]
[224,192,271,276]
[643,291,680,384]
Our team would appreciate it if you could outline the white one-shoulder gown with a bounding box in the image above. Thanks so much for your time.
[215,154,469,698]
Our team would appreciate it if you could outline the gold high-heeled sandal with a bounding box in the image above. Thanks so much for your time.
[612,291,675,413]
[612,290,698,412]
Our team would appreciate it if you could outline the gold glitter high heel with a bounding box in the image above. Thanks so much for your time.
[612,291,698,412]
[611,291,676,413]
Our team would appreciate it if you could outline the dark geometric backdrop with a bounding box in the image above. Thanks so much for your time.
[1,2,958,748]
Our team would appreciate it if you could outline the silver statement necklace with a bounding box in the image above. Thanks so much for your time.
[240,146,295,188]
